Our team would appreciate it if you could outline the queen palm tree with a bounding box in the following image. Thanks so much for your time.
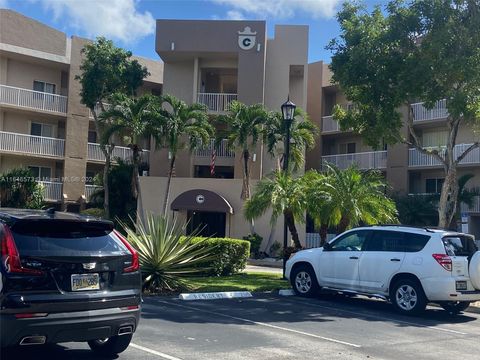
[263,108,318,172]
[244,171,305,249]
[305,165,398,241]
[99,94,159,215]
[217,101,268,200]
[158,94,214,215]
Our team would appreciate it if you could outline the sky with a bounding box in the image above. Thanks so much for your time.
[1,0,386,63]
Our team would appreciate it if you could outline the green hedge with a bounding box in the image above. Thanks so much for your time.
[188,237,250,276]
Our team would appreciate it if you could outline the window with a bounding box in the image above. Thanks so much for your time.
[31,122,53,138]
[365,231,405,252]
[28,166,51,181]
[33,80,56,94]
[443,236,478,257]
[339,142,356,154]
[88,130,97,143]
[426,178,444,193]
[404,233,431,252]
[422,130,448,148]
[329,231,370,251]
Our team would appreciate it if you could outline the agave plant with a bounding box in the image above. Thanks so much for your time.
[121,215,215,292]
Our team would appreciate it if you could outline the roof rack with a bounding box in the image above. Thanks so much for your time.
[370,224,438,233]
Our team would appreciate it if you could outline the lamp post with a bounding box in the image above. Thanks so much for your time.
[281,97,296,278]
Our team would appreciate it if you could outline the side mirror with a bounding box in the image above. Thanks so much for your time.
[323,242,332,251]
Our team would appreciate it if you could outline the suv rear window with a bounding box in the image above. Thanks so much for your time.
[442,236,478,257]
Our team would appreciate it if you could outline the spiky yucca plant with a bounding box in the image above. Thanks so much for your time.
[121,215,215,292]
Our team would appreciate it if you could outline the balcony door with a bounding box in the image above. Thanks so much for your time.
[31,122,53,138]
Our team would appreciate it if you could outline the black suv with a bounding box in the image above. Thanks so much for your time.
[0,209,141,356]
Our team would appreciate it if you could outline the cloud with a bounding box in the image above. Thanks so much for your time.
[37,0,155,43]
[212,0,342,19]
[0,0,9,8]
[226,10,246,20]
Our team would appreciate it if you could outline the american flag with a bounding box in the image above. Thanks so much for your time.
[210,149,216,176]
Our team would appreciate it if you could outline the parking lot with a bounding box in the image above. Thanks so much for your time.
[3,293,480,360]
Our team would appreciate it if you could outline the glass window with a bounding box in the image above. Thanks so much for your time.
[33,80,56,94]
[28,166,51,181]
[426,178,444,193]
[30,123,42,136]
[330,231,369,251]
[88,130,97,143]
[443,236,478,257]
[365,231,405,252]
[404,233,431,252]
[31,123,54,138]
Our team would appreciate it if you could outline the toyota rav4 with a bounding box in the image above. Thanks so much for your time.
[285,226,480,315]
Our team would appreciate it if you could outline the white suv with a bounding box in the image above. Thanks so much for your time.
[285,226,480,315]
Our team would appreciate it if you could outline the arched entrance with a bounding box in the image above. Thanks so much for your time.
[170,189,234,238]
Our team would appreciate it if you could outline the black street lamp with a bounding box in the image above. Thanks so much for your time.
[281,97,296,278]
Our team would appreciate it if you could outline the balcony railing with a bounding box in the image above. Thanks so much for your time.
[461,196,480,213]
[197,93,237,113]
[88,103,110,119]
[322,115,340,133]
[409,143,480,167]
[0,131,65,157]
[411,99,448,122]
[322,150,387,170]
[38,181,63,202]
[196,139,235,158]
[0,84,67,114]
[85,184,103,202]
[87,143,150,164]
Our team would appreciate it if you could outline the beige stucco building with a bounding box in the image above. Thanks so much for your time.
[0,9,163,209]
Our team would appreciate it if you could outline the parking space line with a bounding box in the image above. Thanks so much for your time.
[131,343,184,360]
[281,297,469,335]
[154,299,362,348]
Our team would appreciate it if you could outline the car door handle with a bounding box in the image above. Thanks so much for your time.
[390,258,401,262]
[349,256,359,260]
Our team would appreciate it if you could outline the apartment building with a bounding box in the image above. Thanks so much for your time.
[0,9,163,208]
[140,20,308,245]
[306,61,480,240]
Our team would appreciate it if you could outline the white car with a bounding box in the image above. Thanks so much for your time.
[285,226,480,315]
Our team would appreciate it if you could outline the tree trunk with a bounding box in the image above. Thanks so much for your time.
[319,223,328,246]
[132,146,144,225]
[241,149,250,200]
[264,222,277,256]
[438,166,459,229]
[284,209,302,249]
[337,216,350,234]
[162,154,176,216]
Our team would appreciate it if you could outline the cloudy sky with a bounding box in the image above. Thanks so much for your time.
[1,0,385,62]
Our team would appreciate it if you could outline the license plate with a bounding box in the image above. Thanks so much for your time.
[71,273,100,291]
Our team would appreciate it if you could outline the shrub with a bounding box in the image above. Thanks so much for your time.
[81,208,106,218]
[242,233,263,258]
[188,237,250,276]
[0,168,44,209]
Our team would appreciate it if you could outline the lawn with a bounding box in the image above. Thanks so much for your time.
[184,272,290,293]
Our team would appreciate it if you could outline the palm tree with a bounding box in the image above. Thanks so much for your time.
[158,94,214,215]
[99,94,159,215]
[305,165,398,240]
[217,101,268,200]
[263,108,318,171]
[244,171,305,249]
[449,174,480,229]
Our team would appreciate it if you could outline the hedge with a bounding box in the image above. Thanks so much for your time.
[188,237,250,276]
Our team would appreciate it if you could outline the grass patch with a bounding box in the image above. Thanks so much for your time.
[184,272,290,293]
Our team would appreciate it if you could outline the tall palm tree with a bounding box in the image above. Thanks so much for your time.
[305,165,398,240]
[99,94,159,214]
[449,174,480,229]
[263,108,318,171]
[158,94,214,215]
[217,101,268,200]
[244,171,305,249]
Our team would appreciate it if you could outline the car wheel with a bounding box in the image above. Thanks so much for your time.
[440,301,471,314]
[390,279,427,315]
[291,264,319,297]
[88,334,133,356]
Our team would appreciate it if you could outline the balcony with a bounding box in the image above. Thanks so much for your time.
[87,143,150,164]
[85,184,103,202]
[322,150,387,170]
[322,115,341,133]
[409,143,480,167]
[197,93,237,113]
[461,196,480,214]
[0,131,65,158]
[411,99,448,122]
[195,139,235,158]
[0,84,67,114]
[38,181,63,202]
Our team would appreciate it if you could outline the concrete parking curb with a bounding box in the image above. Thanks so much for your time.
[279,289,295,296]
[179,291,253,301]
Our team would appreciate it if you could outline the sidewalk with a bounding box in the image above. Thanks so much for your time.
[244,265,283,274]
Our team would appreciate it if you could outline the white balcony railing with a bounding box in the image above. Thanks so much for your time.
[85,184,103,202]
[197,93,237,113]
[409,143,480,167]
[38,181,63,202]
[88,103,110,119]
[87,143,150,164]
[322,115,341,133]
[461,196,480,214]
[411,99,448,122]
[0,131,65,157]
[0,84,67,114]
[322,150,387,170]
[196,139,235,158]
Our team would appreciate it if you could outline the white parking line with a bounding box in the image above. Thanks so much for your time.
[153,300,362,348]
[283,297,469,335]
[130,343,184,360]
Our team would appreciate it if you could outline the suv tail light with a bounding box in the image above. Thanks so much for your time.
[432,253,452,271]
[113,230,139,273]
[0,225,43,275]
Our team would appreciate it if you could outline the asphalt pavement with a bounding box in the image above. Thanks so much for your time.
[3,293,480,360]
